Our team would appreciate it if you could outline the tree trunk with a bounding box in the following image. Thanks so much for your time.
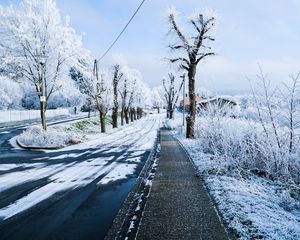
[133,108,137,120]
[99,111,106,133]
[112,107,118,128]
[130,108,134,122]
[125,109,130,124]
[169,109,174,119]
[137,107,142,119]
[40,101,47,131]
[186,64,196,139]
[157,107,160,113]
[121,107,125,126]
[140,108,143,118]
[137,107,140,119]
[112,93,118,128]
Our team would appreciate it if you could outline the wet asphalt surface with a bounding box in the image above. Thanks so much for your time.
[0,118,157,240]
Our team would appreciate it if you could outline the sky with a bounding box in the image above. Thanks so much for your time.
[2,0,300,94]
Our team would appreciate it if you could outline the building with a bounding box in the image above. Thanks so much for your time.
[180,96,238,113]
[179,95,204,112]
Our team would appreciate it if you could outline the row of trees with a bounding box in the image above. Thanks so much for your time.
[71,62,152,133]
[0,1,217,139]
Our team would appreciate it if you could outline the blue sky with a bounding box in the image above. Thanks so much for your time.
[2,0,300,94]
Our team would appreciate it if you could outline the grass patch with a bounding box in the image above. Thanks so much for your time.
[74,117,112,131]
[105,116,113,125]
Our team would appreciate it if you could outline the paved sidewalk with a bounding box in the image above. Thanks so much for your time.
[136,129,228,240]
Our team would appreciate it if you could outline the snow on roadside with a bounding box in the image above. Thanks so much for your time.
[179,137,300,240]
[17,118,101,148]
[18,126,81,148]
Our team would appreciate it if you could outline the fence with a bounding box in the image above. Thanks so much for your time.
[0,108,72,123]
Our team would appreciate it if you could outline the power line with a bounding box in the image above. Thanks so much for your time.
[96,0,146,62]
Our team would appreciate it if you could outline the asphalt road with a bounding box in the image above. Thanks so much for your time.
[0,116,160,240]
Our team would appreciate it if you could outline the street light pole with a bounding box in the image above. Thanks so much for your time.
[40,60,46,130]
[36,54,47,131]
[180,74,186,127]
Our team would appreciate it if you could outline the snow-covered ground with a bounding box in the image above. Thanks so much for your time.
[179,140,300,240]
[173,112,300,240]
[0,114,162,220]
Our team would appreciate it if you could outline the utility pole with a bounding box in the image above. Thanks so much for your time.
[180,74,186,126]
[42,61,47,130]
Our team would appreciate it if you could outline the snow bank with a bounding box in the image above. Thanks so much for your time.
[17,118,101,148]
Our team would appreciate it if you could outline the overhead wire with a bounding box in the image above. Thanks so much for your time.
[96,0,146,63]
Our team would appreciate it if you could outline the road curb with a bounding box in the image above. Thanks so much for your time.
[104,130,160,240]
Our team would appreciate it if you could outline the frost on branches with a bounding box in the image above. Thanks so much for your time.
[178,69,300,239]
[0,0,90,120]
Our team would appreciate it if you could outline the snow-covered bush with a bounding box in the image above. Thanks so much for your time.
[195,103,300,183]
[18,126,80,148]
[193,69,300,183]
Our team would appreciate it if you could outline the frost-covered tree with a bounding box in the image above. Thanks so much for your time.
[163,73,183,119]
[70,65,94,115]
[166,8,216,138]
[134,79,151,119]
[151,86,164,113]
[120,66,145,124]
[126,80,136,124]
[0,76,23,110]
[125,72,150,121]
[112,64,123,128]
[0,0,90,129]
[119,76,128,126]
[85,61,112,133]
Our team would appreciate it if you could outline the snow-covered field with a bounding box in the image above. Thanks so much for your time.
[0,115,162,220]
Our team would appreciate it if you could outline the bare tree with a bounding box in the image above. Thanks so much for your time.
[163,73,183,119]
[112,64,123,128]
[89,60,112,133]
[167,10,216,138]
